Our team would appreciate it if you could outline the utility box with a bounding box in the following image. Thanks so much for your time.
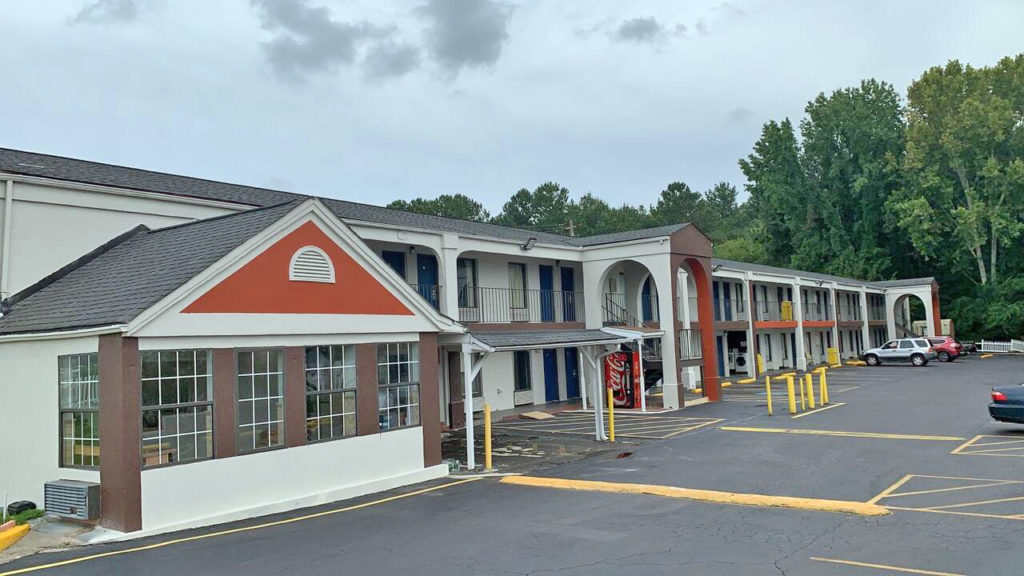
[44,480,100,521]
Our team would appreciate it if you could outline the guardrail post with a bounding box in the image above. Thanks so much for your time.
[786,374,797,414]
[606,387,616,443]
[484,403,493,471]
[765,375,773,415]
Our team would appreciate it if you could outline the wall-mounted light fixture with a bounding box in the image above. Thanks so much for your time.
[521,237,537,251]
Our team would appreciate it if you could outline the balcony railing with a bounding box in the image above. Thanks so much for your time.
[409,284,441,309]
[754,300,794,322]
[458,286,583,324]
[868,306,886,321]
[803,302,833,321]
[713,297,747,322]
[604,292,641,326]
[836,304,862,322]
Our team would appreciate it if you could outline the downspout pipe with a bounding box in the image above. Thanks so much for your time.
[1,180,13,304]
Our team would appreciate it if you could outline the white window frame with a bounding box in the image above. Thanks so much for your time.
[237,349,286,453]
[140,349,214,468]
[377,342,420,431]
[59,353,100,469]
[305,345,357,442]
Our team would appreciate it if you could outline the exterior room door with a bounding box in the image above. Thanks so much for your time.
[564,348,580,398]
[417,254,439,308]
[560,267,576,322]
[539,265,555,322]
[543,349,559,402]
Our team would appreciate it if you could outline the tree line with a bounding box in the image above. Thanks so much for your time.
[387,54,1024,340]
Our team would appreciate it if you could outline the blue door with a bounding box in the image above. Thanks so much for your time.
[564,347,580,398]
[641,277,653,323]
[713,281,721,321]
[790,333,797,366]
[723,282,732,321]
[539,265,554,322]
[416,254,439,308]
[543,349,559,402]
[381,251,406,279]
[560,267,576,322]
[716,336,725,377]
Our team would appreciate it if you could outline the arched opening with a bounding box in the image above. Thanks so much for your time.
[362,240,443,311]
[596,260,659,328]
[678,257,719,402]
[893,294,929,338]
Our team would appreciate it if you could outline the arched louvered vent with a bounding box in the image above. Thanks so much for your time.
[289,246,336,283]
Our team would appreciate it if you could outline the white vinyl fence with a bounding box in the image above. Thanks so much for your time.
[978,340,1024,353]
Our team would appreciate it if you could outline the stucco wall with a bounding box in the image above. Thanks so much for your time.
[0,335,102,507]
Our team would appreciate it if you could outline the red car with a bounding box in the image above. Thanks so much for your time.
[927,336,963,362]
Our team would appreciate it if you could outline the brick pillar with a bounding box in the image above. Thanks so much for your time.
[212,349,237,458]
[356,343,379,436]
[284,347,306,448]
[98,334,142,532]
[419,333,442,467]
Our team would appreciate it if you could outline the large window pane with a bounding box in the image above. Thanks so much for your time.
[237,349,285,452]
[377,342,420,430]
[140,350,214,468]
[304,345,357,442]
[59,353,100,468]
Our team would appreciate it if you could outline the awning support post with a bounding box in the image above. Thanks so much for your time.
[461,343,487,470]
[637,338,647,413]
[579,348,588,411]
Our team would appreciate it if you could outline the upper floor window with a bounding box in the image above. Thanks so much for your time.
[377,342,420,430]
[457,259,478,308]
[59,353,99,469]
[508,263,527,309]
[141,350,213,467]
[289,246,335,283]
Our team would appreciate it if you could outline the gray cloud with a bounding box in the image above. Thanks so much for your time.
[613,17,663,43]
[417,0,514,76]
[363,41,421,80]
[695,20,709,35]
[251,0,394,82]
[727,107,755,124]
[72,0,140,24]
[717,2,746,18]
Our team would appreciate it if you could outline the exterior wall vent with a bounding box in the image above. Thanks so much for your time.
[44,479,100,521]
[289,246,335,283]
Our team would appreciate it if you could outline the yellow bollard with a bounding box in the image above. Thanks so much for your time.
[799,374,807,411]
[765,375,773,416]
[484,403,493,471]
[606,387,616,443]
[806,374,816,409]
[786,374,797,414]
[818,370,828,405]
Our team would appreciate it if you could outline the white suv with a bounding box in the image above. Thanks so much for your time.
[861,339,937,367]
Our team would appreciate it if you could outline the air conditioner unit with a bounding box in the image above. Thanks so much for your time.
[45,480,100,521]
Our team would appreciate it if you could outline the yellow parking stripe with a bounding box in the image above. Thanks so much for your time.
[887,481,1019,499]
[810,556,966,576]
[501,476,889,516]
[925,495,1024,511]
[719,427,964,441]
[0,478,483,576]
[867,474,914,505]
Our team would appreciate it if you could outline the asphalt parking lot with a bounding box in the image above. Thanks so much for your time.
[3,353,1023,576]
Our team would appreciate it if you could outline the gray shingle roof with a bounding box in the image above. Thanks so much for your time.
[0,147,690,249]
[473,329,627,350]
[713,258,935,289]
[0,201,300,335]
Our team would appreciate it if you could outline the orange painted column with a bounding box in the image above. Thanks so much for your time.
[688,257,720,401]
[932,285,942,336]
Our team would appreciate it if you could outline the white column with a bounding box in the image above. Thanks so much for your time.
[461,343,475,470]
[885,292,898,341]
[744,273,756,375]
[582,261,609,329]
[793,279,807,371]
[859,288,871,355]
[922,289,937,337]
[579,348,588,410]
[652,259,679,409]
[440,234,460,318]
[830,282,841,357]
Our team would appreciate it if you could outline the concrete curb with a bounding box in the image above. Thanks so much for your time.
[500,476,890,517]
[0,525,30,552]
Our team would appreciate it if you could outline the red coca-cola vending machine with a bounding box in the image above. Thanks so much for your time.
[604,351,642,408]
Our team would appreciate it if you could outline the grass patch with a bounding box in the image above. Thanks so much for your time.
[1,508,44,526]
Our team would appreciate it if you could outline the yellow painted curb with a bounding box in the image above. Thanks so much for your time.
[721,381,732,388]
[737,377,756,384]
[501,476,889,517]
[693,388,703,395]
[981,354,994,359]
[0,524,30,552]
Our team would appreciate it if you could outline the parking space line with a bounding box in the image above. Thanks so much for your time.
[884,505,1023,522]
[873,474,1024,522]
[501,476,889,516]
[791,403,845,419]
[950,434,1024,457]
[887,481,1018,499]
[867,474,914,505]
[810,556,966,576]
[924,496,1024,511]
[719,427,965,442]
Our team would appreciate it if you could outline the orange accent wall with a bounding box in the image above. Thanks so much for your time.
[804,320,835,328]
[755,321,798,330]
[183,221,414,316]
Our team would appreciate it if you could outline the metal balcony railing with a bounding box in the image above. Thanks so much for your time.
[409,284,441,309]
[714,298,747,322]
[603,292,640,326]
[868,306,886,321]
[679,329,702,360]
[458,286,584,324]
[836,304,862,322]
[754,300,794,322]
[803,302,833,321]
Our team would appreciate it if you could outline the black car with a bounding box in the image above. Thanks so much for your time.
[989,384,1024,424]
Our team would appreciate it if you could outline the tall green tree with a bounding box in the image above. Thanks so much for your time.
[888,56,1024,287]
[648,182,702,227]
[492,182,572,232]
[695,182,741,243]
[386,194,490,221]
[738,119,806,266]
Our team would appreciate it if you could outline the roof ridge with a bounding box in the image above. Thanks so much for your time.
[0,146,302,200]
[147,198,304,235]
[3,224,150,312]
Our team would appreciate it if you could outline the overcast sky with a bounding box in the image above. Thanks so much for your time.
[1,1,1021,212]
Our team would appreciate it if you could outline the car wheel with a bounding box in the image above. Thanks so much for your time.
[938,351,951,362]
[865,354,880,366]
[911,354,927,366]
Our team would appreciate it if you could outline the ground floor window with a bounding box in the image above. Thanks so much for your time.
[237,349,285,452]
[59,353,100,468]
[141,350,213,467]
[305,345,357,442]
[378,342,420,430]
[513,351,532,391]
